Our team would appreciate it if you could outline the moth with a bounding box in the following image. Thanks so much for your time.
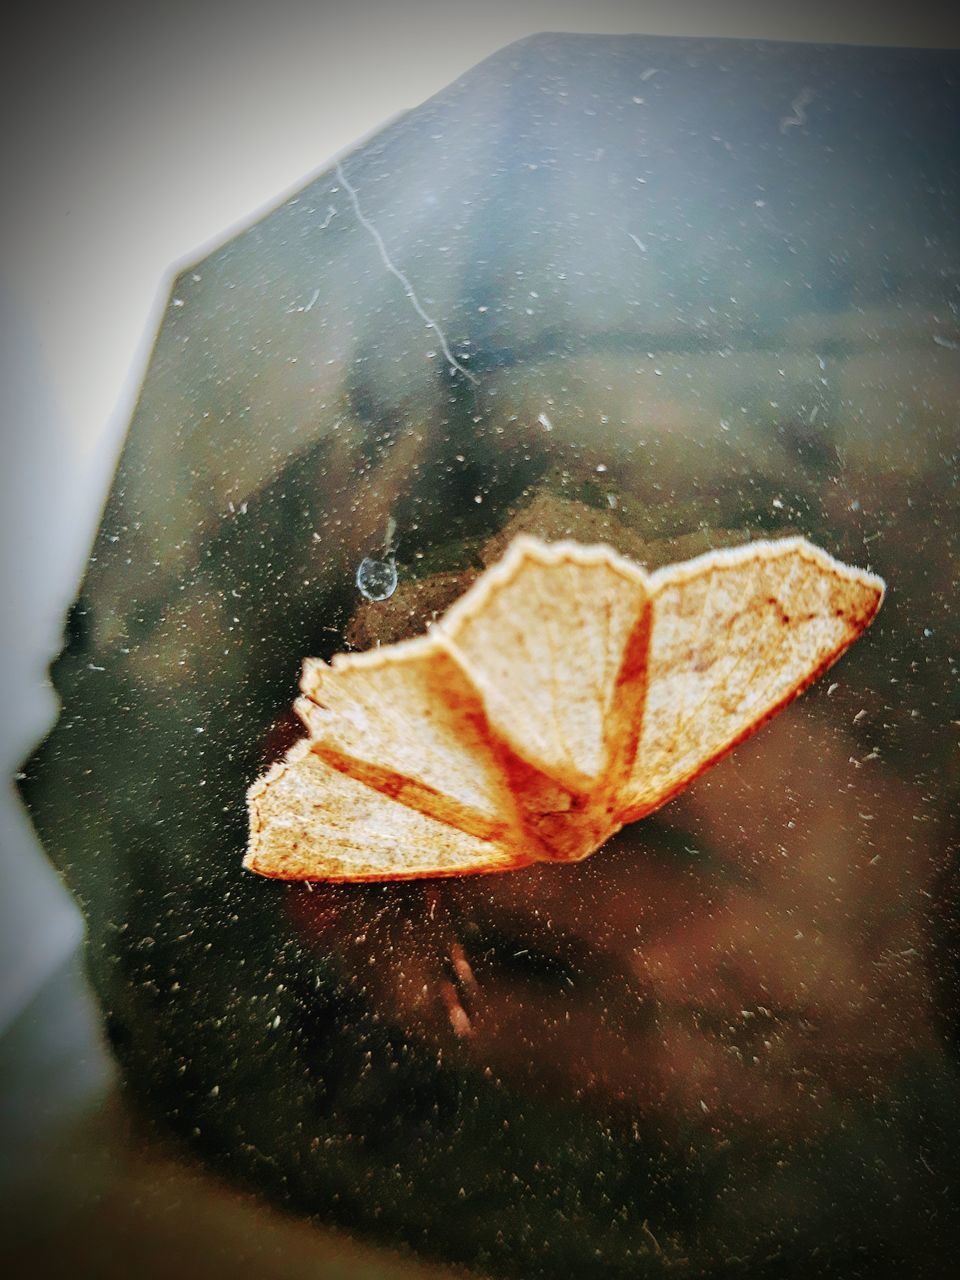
[245,535,884,881]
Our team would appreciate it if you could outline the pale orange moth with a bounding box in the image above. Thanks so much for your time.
[245,535,884,882]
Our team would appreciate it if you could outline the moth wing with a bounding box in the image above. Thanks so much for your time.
[297,636,522,844]
[622,537,884,821]
[246,740,533,882]
[438,537,651,793]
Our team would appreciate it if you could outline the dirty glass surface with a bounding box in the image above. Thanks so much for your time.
[21,32,960,1279]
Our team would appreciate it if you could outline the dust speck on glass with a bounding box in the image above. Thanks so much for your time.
[355,554,398,601]
[19,31,960,1280]
[356,514,399,600]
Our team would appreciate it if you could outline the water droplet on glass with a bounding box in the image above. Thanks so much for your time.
[356,556,398,601]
